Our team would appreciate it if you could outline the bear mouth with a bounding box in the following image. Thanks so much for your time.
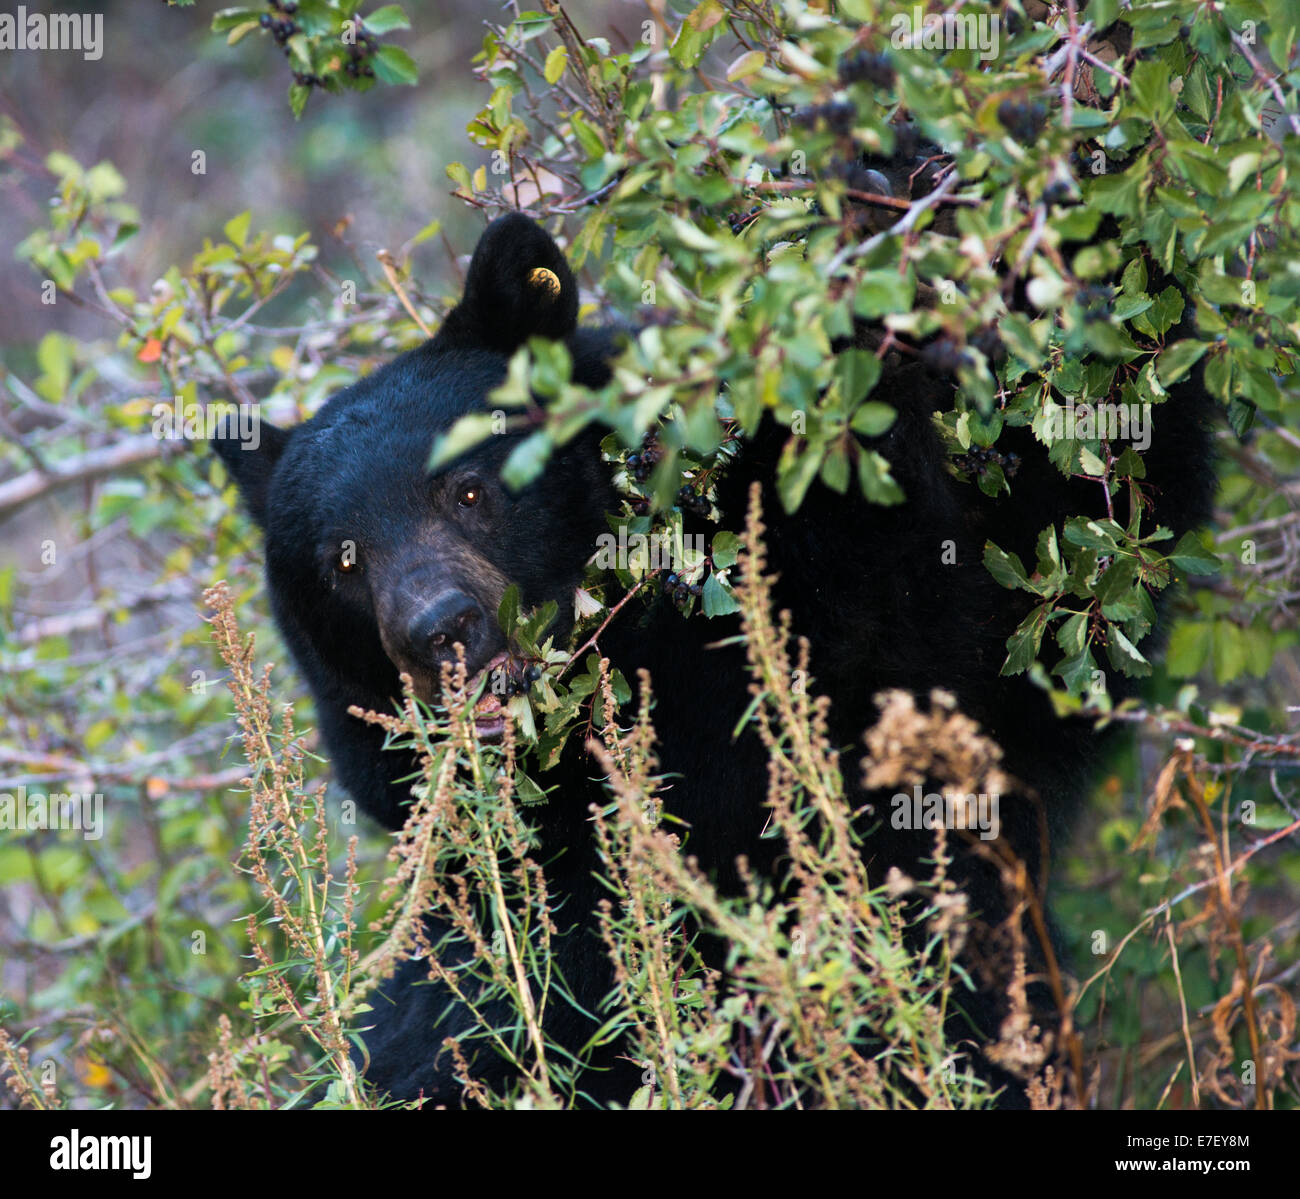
[466,651,511,742]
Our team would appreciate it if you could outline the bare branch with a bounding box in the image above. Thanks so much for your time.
[0,435,167,517]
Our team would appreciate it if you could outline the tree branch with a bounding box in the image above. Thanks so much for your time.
[0,435,166,517]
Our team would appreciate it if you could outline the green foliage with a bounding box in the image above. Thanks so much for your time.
[211,2,416,116]
[421,0,1300,705]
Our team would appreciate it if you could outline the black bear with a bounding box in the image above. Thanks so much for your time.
[212,205,1214,1106]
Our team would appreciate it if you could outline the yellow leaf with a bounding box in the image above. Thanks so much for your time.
[544,46,568,84]
[77,1056,112,1089]
[726,50,765,81]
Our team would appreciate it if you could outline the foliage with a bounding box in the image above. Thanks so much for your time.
[210,2,417,118]
[425,0,1300,710]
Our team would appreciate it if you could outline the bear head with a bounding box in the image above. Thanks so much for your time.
[211,213,618,732]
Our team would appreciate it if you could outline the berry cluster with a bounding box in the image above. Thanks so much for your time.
[261,0,299,45]
[920,337,972,374]
[838,50,895,89]
[676,484,711,518]
[344,31,378,79]
[836,158,893,197]
[954,446,1021,479]
[997,99,1048,143]
[626,431,662,483]
[261,2,378,88]
[1042,178,1074,206]
[494,659,543,699]
[664,572,703,609]
[727,204,762,234]
[792,101,856,135]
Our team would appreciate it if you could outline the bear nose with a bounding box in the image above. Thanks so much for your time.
[408,590,483,659]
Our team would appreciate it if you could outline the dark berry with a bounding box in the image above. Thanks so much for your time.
[921,338,968,374]
[1043,179,1072,205]
[839,50,895,89]
[997,99,1048,143]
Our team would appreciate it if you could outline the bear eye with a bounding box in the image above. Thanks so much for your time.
[458,485,482,509]
[335,543,362,575]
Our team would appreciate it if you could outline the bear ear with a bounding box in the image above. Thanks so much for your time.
[433,212,579,355]
[211,418,291,529]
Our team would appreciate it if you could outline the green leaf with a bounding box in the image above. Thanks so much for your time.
[1106,625,1150,676]
[372,45,418,85]
[429,412,496,468]
[670,0,727,68]
[224,211,251,248]
[855,449,904,505]
[836,349,882,405]
[1166,622,1212,677]
[820,442,850,493]
[1156,339,1208,386]
[363,5,411,35]
[1056,611,1089,656]
[983,542,1031,591]
[777,442,822,513]
[1057,647,1100,695]
[1212,621,1246,684]
[711,532,741,570]
[501,431,553,490]
[498,585,521,639]
[1063,518,1123,553]
[1001,606,1048,675]
[852,271,915,319]
[211,7,260,33]
[1167,531,1220,576]
[850,402,896,437]
[727,50,766,81]
[702,571,739,617]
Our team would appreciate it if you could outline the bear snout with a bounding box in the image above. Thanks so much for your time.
[408,589,484,658]
[376,582,499,691]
